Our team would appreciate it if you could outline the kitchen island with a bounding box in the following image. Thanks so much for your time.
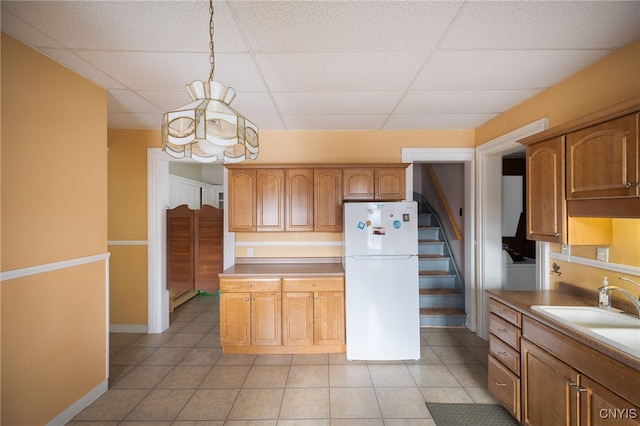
[218,261,345,354]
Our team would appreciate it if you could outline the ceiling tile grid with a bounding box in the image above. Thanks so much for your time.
[2,1,639,132]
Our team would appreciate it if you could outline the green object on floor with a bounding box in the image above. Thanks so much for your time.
[426,403,518,426]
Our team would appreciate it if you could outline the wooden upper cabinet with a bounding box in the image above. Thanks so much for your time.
[343,168,374,200]
[314,168,343,232]
[343,167,406,200]
[228,169,256,231]
[375,168,406,200]
[285,169,314,232]
[566,113,639,200]
[526,137,566,244]
[256,169,285,231]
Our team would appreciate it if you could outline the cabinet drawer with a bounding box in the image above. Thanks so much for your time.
[489,314,521,350]
[489,299,521,327]
[220,278,281,293]
[488,355,521,421]
[282,277,344,292]
[489,336,520,375]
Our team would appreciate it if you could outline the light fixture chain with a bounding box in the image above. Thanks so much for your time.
[208,0,215,82]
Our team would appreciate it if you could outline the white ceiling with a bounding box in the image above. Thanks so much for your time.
[2,1,639,132]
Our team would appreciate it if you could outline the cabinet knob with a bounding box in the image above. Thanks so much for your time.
[498,351,508,357]
[495,382,507,387]
[245,297,250,301]
[554,233,562,237]
[625,182,633,188]
[248,283,253,288]
[497,328,508,333]
[312,283,317,287]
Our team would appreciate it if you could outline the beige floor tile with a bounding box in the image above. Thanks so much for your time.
[466,345,490,364]
[385,419,436,426]
[156,365,211,389]
[375,387,430,419]
[179,347,223,366]
[225,421,276,426]
[227,388,285,420]
[109,346,157,366]
[180,321,215,334]
[446,364,488,387]
[329,364,372,387]
[419,387,473,403]
[421,331,461,347]
[407,364,460,387]
[119,422,171,426]
[279,420,329,425]
[111,365,173,389]
[407,347,443,365]
[465,386,500,404]
[451,329,490,347]
[173,421,223,426]
[110,333,144,347]
[125,389,193,420]
[330,387,381,419]
[129,333,174,347]
[217,353,257,365]
[141,347,191,365]
[368,364,415,387]
[279,388,330,419]
[287,365,329,388]
[164,321,189,334]
[174,389,239,421]
[199,365,251,388]
[73,389,149,421]
[432,346,480,365]
[292,353,329,365]
[255,354,293,365]
[163,333,206,348]
[331,419,383,425]
[244,365,290,388]
[108,364,135,387]
[195,333,221,348]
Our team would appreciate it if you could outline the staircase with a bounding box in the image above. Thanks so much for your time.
[416,197,466,327]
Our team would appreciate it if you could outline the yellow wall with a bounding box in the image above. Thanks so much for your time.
[476,38,640,294]
[1,33,108,425]
[107,129,156,325]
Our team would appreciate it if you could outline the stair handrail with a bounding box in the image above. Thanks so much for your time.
[414,191,465,293]
[426,164,462,240]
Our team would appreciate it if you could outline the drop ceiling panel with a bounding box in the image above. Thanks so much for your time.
[385,113,498,130]
[108,90,164,114]
[257,51,427,91]
[273,91,404,115]
[396,90,541,114]
[231,1,462,52]
[413,49,609,90]
[443,1,640,49]
[283,114,389,131]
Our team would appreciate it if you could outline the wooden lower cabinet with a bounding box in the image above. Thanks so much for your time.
[220,275,345,354]
[579,376,640,426]
[521,338,578,426]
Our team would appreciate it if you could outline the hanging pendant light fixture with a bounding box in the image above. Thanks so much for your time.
[162,0,259,163]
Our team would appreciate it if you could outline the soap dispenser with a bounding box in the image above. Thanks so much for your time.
[599,277,611,309]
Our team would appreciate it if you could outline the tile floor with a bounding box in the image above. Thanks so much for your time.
[68,294,497,425]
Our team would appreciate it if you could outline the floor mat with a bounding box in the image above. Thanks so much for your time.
[426,402,519,426]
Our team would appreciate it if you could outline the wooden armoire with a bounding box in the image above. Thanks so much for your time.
[166,204,223,308]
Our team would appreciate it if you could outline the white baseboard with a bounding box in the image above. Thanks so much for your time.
[110,324,148,333]
[45,379,108,426]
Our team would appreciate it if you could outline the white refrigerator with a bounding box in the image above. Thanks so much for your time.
[344,201,420,360]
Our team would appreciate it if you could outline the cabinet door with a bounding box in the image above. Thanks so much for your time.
[526,136,567,244]
[375,168,405,200]
[314,168,343,232]
[251,292,282,345]
[314,291,345,346]
[228,169,256,231]
[567,113,639,200]
[220,292,251,346]
[521,339,579,426]
[286,169,314,232]
[282,292,314,346]
[257,169,285,231]
[579,375,640,426]
[343,168,374,200]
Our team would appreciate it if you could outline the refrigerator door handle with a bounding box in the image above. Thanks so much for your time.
[350,255,415,260]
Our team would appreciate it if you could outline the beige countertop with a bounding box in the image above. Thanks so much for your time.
[487,288,640,371]
[219,262,344,278]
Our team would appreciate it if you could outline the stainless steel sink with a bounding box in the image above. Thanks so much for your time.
[531,305,640,358]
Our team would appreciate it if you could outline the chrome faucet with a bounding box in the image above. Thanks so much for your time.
[596,277,640,317]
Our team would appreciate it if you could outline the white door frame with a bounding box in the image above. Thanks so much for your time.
[402,148,477,331]
[474,119,548,339]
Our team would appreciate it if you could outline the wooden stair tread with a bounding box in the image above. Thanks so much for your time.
[419,270,453,276]
[418,254,447,259]
[420,307,465,316]
[419,288,459,295]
